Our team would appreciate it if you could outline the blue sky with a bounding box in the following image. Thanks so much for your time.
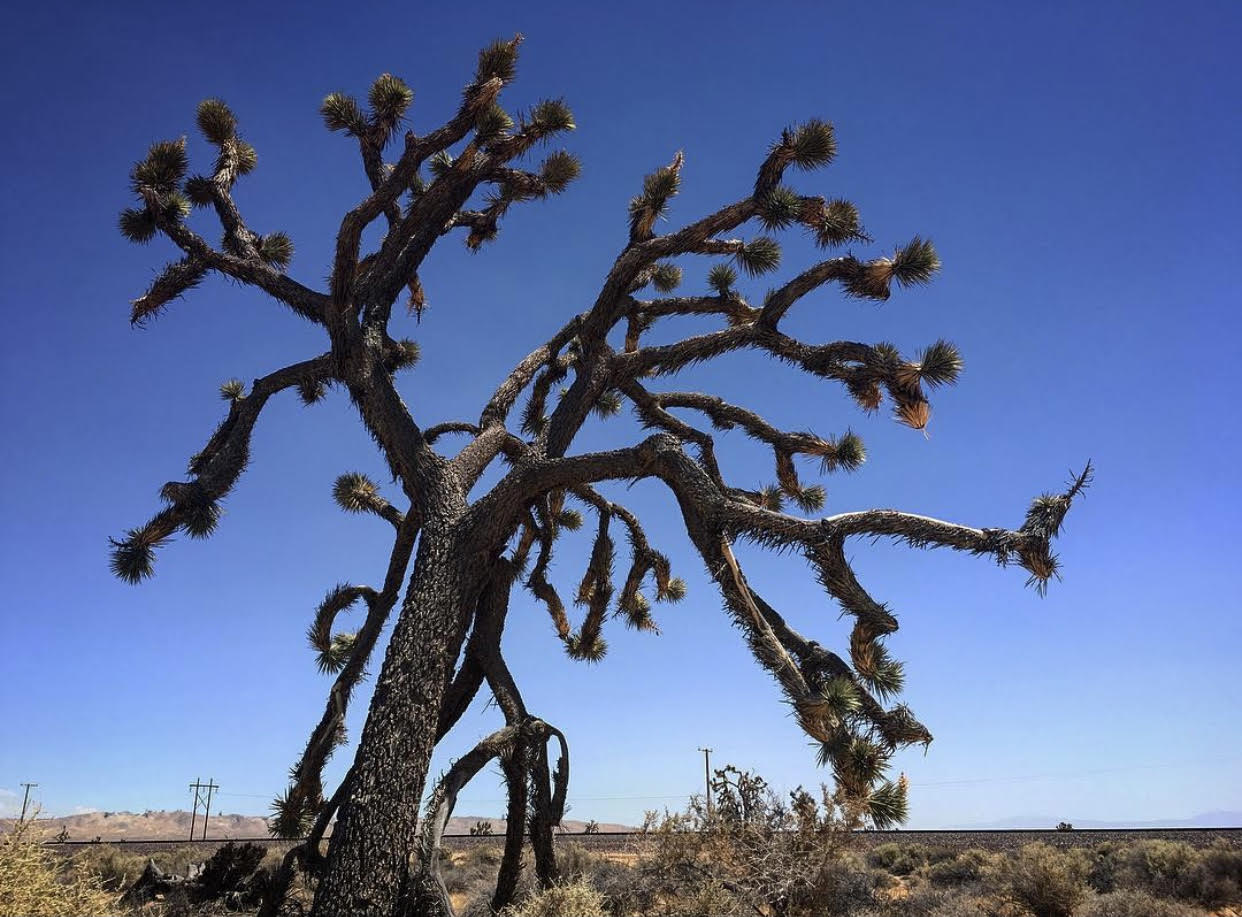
[1,0,1239,830]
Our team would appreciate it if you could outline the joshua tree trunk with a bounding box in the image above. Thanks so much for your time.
[312,520,472,917]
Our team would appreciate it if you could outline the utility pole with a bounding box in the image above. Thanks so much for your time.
[189,778,200,841]
[188,778,218,841]
[18,783,38,823]
[697,748,713,816]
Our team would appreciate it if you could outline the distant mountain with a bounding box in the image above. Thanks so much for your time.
[953,811,1242,830]
[1,809,636,842]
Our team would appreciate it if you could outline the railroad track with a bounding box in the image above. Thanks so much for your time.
[45,826,1242,857]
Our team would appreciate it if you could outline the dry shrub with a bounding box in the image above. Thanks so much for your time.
[664,879,743,916]
[1078,888,1199,917]
[1115,840,1199,900]
[874,885,993,917]
[0,819,119,916]
[1083,841,1122,894]
[68,844,149,892]
[1002,843,1090,917]
[640,765,879,916]
[1103,838,1241,907]
[551,841,594,880]
[505,878,607,917]
[572,857,658,917]
[1190,838,1242,908]
[926,847,996,887]
[869,842,926,876]
[442,844,505,898]
[196,840,267,902]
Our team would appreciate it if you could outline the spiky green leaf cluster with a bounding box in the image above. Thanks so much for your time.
[131,138,189,195]
[475,102,513,143]
[917,339,963,386]
[540,150,581,194]
[816,734,885,790]
[308,583,366,653]
[119,208,158,243]
[320,93,367,136]
[368,73,413,129]
[620,589,650,616]
[756,484,784,511]
[829,431,866,472]
[866,778,909,830]
[792,484,826,513]
[333,472,382,514]
[881,705,932,747]
[592,390,622,419]
[219,379,245,402]
[565,633,607,662]
[556,508,583,531]
[109,528,162,584]
[785,119,837,170]
[891,237,940,287]
[258,232,293,270]
[856,643,906,700]
[843,261,894,301]
[317,631,357,674]
[814,199,864,247]
[707,263,737,295]
[181,499,222,539]
[757,186,802,231]
[658,576,687,603]
[161,193,191,223]
[623,599,657,632]
[217,138,257,179]
[386,339,421,373]
[650,262,682,293]
[184,176,215,206]
[527,98,575,137]
[428,150,454,179]
[195,99,236,145]
[298,378,326,405]
[269,788,316,840]
[629,153,682,240]
[736,237,781,277]
[476,36,521,84]
[819,677,862,717]
[1023,495,1071,541]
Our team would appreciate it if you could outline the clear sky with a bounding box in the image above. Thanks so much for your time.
[1,0,1239,830]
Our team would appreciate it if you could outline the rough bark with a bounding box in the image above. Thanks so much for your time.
[312,503,474,917]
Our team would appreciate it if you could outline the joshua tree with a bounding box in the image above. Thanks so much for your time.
[112,36,1088,917]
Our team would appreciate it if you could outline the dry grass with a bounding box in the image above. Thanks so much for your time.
[0,818,120,916]
[504,879,608,917]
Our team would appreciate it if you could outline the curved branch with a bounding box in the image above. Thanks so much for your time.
[109,354,334,583]
[412,716,563,917]
[278,510,420,835]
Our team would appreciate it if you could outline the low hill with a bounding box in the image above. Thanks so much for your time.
[2,810,633,841]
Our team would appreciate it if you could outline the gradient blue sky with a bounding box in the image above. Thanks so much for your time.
[1,0,1239,830]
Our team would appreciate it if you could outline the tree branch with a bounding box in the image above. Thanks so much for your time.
[109,355,334,583]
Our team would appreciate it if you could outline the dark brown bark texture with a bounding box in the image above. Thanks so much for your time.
[113,36,1089,917]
